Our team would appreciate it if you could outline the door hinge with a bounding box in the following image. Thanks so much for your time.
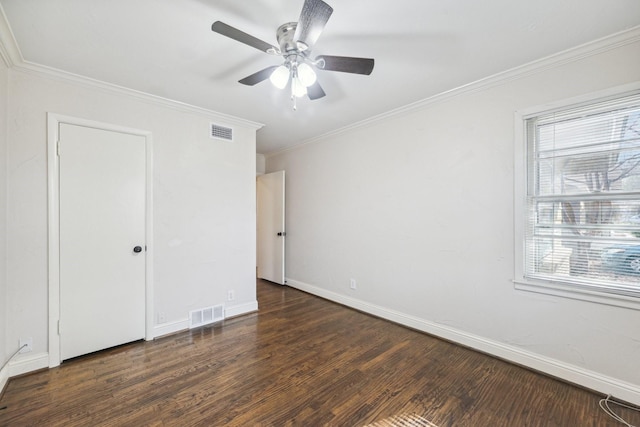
[57,320,61,335]
[56,140,60,156]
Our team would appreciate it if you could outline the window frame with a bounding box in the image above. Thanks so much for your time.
[514,82,640,310]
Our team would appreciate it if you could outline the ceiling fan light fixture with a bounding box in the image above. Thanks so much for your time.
[291,77,308,98]
[297,62,317,87]
[270,65,290,89]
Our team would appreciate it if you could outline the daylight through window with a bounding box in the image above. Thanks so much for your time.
[524,92,640,297]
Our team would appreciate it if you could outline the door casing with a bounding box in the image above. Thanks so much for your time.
[47,113,154,367]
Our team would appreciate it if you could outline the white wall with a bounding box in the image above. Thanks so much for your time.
[267,38,640,403]
[256,153,266,175]
[5,68,259,369]
[0,53,8,378]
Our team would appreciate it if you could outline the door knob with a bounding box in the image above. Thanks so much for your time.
[133,246,143,253]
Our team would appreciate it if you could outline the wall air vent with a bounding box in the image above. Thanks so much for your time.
[210,123,234,141]
[189,304,225,329]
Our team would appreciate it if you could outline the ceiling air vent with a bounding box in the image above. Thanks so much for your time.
[210,123,234,141]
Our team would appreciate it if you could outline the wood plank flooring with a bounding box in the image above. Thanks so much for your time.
[1,280,638,426]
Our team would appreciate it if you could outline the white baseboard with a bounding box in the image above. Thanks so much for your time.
[225,300,258,318]
[286,278,640,406]
[152,318,190,339]
[0,363,9,394]
[6,352,49,379]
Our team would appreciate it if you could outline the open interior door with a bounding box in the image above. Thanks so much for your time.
[257,171,285,284]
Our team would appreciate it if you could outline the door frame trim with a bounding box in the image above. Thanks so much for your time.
[47,113,154,367]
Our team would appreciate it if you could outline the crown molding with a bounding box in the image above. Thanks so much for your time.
[0,4,263,130]
[12,63,264,130]
[266,25,640,158]
[0,4,20,67]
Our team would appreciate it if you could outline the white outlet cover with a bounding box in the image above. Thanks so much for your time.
[19,337,33,353]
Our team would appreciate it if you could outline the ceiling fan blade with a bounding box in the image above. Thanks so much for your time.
[212,21,280,55]
[293,0,333,51]
[315,55,374,75]
[307,81,326,100]
[238,66,279,86]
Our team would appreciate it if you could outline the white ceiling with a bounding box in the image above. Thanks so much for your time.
[1,0,639,153]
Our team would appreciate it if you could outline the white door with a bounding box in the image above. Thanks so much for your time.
[59,123,146,360]
[257,171,285,284]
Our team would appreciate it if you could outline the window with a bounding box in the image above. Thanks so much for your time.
[517,88,640,303]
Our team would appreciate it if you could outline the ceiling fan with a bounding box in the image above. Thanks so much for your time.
[211,0,374,109]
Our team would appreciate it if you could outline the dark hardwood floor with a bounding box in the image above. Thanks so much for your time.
[1,280,637,426]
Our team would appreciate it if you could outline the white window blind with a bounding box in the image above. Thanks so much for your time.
[524,92,640,297]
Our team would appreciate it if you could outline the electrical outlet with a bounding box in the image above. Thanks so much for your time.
[350,278,357,290]
[157,312,167,324]
[19,337,33,353]
[228,290,235,301]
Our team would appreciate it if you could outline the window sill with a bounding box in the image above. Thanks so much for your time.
[513,278,640,311]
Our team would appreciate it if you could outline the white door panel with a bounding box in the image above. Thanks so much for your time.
[257,171,285,284]
[59,123,146,360]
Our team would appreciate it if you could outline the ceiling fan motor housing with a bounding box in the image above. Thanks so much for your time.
[276,22,314,71]
[277,23,311,56]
